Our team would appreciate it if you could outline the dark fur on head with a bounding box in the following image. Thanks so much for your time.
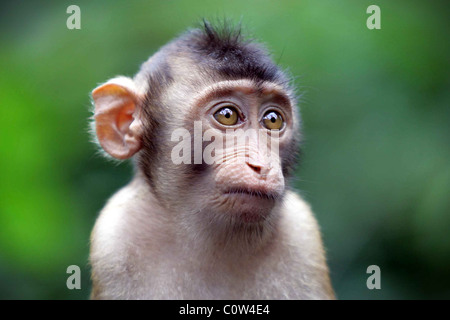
[185,20,290,86]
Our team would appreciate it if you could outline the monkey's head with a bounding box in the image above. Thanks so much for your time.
[91,22,300,227]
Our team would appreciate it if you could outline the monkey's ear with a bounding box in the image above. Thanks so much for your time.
[92,77,143,159]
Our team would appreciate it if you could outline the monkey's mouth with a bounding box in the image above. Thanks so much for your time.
[223,187,280,201]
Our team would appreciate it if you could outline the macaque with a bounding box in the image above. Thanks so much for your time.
[89,21,335,299]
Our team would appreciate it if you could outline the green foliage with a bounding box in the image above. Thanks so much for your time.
[0,0,448,299]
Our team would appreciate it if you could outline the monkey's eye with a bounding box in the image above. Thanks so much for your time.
[214,106,239,126]
[262,110,284,130]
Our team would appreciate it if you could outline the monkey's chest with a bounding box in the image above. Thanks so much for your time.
[125,253,306,299]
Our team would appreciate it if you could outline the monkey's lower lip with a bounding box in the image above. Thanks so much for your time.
[223,188,279,200]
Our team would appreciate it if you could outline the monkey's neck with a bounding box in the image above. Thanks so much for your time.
[129,174,282,256]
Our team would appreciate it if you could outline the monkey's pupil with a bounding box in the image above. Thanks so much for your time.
[262,111,283,130]
[214,107,238,126]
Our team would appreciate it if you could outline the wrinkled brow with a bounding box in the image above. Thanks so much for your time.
[193,80,292,109]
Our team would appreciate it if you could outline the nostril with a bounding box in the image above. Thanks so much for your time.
[247,162,262,174]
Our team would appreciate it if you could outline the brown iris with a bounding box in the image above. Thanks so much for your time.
[262,110,284,130]
[214,106,239,126]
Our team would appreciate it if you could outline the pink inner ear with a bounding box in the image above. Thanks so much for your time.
[116,102,135,132]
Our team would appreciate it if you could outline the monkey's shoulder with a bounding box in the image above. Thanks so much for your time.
[280,190,322,238]
[90,180,163,253]
[274,190,335,299]
[90,182,165,299]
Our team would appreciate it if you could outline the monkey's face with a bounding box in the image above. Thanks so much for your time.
[161,79,298,223]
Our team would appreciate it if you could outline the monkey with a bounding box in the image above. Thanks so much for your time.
[89,21,335,300]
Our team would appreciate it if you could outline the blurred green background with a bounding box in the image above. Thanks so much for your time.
[0,0,449,299]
